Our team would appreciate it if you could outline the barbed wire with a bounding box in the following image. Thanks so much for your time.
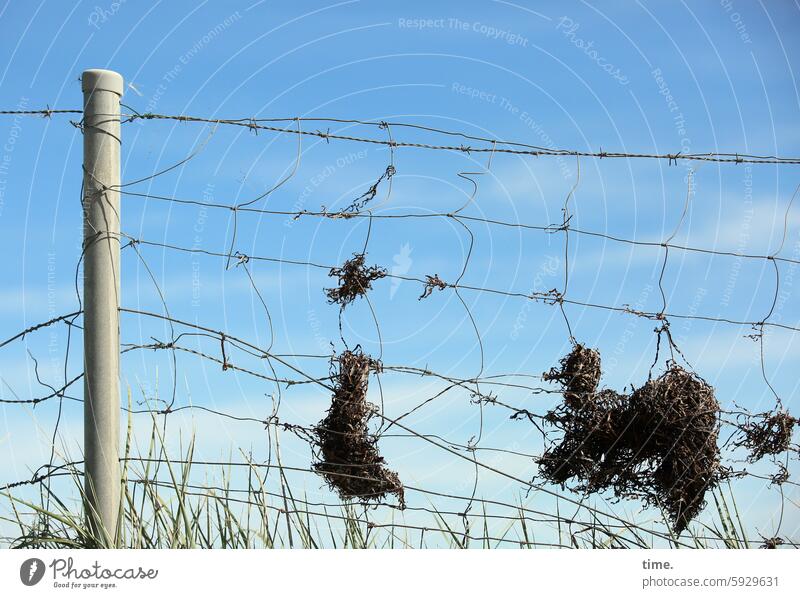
[118,237,800,333]
[0,104,798,548]
[2,107,800,164]
[0,108,82,116]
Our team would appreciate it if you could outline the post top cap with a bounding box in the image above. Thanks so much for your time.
[81,69,123,95]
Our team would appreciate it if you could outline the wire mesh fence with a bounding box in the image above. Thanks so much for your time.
[0,104,798,548]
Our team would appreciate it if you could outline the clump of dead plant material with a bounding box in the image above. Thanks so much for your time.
[419,274,447,300]
[542,343,601,408]
[760,536,785,549]
[770,462,790,486]
[325,253,387,307]
[313,349,404,506]
[734,409,798,463]
[539,346,722,534]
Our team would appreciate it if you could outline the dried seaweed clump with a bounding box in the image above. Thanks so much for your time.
[627,367,722,532]
[734,409,798,463]
[313,350,404,506]
[542,343,601,407]
[325,253,386,307]
[539,346,722,534]
[760,536,785,549]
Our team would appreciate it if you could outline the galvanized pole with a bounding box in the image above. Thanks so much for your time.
[82,69,123,545]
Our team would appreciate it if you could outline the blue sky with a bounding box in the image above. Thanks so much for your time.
[1,1,799,545]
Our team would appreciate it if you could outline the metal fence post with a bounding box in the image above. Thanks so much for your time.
[81,68,123,545]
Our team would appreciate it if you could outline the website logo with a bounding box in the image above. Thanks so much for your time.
[20,558,46,586]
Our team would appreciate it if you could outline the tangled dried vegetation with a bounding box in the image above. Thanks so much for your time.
[734,409,798,463]
[325,253,387,307]
[760,536,785,549]
[313,350,404,506]
[539,344,723,534]
[543,343,602,407]
[419,274,447,300]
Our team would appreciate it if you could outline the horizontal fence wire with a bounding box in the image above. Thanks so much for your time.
[1,107,800,164]
[0,106,798,549]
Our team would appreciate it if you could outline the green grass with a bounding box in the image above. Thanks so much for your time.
[0,467,764,549]
[0,400,776,549]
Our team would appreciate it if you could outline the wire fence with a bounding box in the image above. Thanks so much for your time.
[0,106,798,548]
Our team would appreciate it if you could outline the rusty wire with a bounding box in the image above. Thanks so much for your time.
[0,105,797,547]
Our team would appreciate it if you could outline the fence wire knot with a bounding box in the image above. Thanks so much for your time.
[541,289,564,305]
[419,274,448,300]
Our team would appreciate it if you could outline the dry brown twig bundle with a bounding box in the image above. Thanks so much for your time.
[734,409,798,463]
[313,350,404,507]
[539,344,723,534]
[325,253,386,308]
